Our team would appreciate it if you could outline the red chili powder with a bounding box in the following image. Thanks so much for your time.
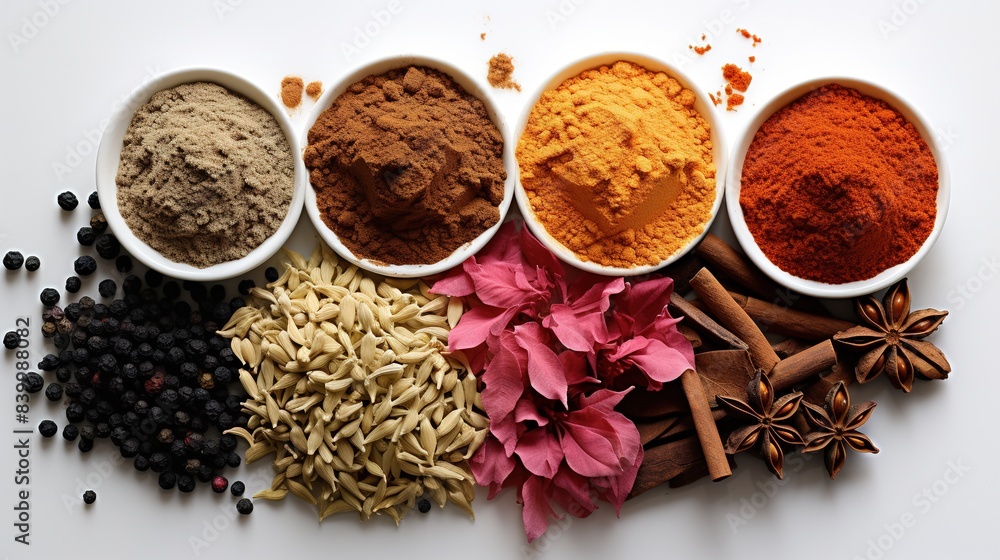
[722,64,752,92]
[726,93,744,111]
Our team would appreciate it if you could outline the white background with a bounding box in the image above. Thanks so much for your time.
[1,1,997,559]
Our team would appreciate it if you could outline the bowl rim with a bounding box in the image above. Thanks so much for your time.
[300,54,515,279]
[512,51,728,277]
[725,76,951,299]
[94,66,306,282]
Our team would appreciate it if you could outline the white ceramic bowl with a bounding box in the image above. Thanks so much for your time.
[513,52,728,277]
[95,67,306,281]
[726,77,950,299]
[301,55,515,278]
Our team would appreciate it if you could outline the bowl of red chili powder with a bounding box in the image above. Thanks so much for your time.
[727,78,950,298]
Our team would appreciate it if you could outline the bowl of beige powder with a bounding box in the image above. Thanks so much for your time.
[96,67,305,281]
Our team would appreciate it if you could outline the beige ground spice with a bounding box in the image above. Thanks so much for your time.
[116,82,294,268]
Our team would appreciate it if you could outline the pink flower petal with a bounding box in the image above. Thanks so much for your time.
[514,323,568,406]
[465,260,545,309]
[429,260,478,297]
[607,336,693,386]
[448,304,519,352]
[481,335,527,421]
[515,429,563,479]
[470,436,517,490]
[514,399,549,427]
[560,418,623,477]
[615,276,675,329]
[550,466,597,517]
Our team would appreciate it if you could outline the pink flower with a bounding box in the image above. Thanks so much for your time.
[432,221,694,541]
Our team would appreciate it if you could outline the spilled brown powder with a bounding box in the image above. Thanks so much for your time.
[488,53,521,91]
[304,66,506,265]
[281,76,304,108]
[305,81,323,100]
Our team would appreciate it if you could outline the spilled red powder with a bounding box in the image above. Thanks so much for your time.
[709,92,721,106]
[749,55,756,63]
[737,28,762,45]
[725,84,733,95]
[480,32,486,40]
[727,93,744,111]
[692,44,712,55]
[722,63,752,92]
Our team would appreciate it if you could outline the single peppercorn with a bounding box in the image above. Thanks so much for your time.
[417,498,432,513]
[88,191,100,209]
[99,279,117,298]
[25,256,40,272]
[74,256,98,276]
[133,455,150,472]
[96,234,121,260]
[40,288,60,307]
[177,476,196,493]
[22,372,44,393]
[115,255,133,273]
[78,437,94,453]
[63,424,79,441]
[264,266,279,283]
[38,420,58,438]
[3,331,20,349]
[65,276,82,293]
[82,490,96,504]
[77,226,97,246]
[158,471,177,490]
[90,213,108,233]
[230,480,245,497]
[237,279,255,296]
[45,383,63,401]
[236,498,253,515]
[4,251,24,270]
[57,191,79,211]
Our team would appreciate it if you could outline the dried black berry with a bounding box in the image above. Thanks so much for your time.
[38,420,58,437]
[211,476,228,493]
[66,403,85,423]
[230,480,245,497]
[88,191,101,209]
[90,213,108,233]
[96,234,121,260]
[4,251,24,270]
[236,498,253,515]
[74,256,98,276]
[98,279,117,298]
[3,331,20,349]
[177,475,196,493]
[40,288,60,307]
[62,424,79,441]
[65,276,82,293]
[119,438,140,458]
[133,455,150,471]
[417,498,432,513]
[45,383,63,401]
[237,279,255,295]
[79,425,95,441]
[77,226,97,246]
[115,255,133,273]
[78,437,94,452]
[82,490,96,504]
[264,267,279,283]
[25,256,40,272]
[22,372,44,393]
[57,191,79,211]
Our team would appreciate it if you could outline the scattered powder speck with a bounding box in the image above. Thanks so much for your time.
[722,63,752,92]
[737,28,762,45]
[749,55,756,63]
[726,93,744,111]
[488,53,521,91]
[305,81,323,100]
[481,32,486,40]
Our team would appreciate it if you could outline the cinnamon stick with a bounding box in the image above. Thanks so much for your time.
[695,233,829,315]
[669,292,747,351]
[690,268,780,372]
[768,340,837,392]
[728,291,856,341]
[679,369,731,481]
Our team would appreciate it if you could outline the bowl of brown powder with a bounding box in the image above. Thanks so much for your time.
[96,67,305,281]
[301,55,513,278]
[727,77,950,298]
[513,52,728,276]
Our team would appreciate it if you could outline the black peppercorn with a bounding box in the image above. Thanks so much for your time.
[65,276,82,293]
[24,256,40,272]
[90,213,108,233]
[95,234,121,260]
[133,455,150,472]
[78,437,93,452]
[40,288,60,307]
[158,471,177,490]
[57,191,79,211]
[95,423,111,439]
[55,366,72,383]
[38,420,58,438]
[79,425,95,441]
[98,279,117,298]
[417,498,432,513]
[3,251,24,270]
[236,498,253,515]
[177,475,196,493]
[74,256,98,276]
[230,481,246,497]
[22,372,44,393]
[264,266,279,282]
[120,438,140,458]
[3,331,19,349]
[77,226,97,246]
[109,427,128,446]
[88,191,100,209]
[82,490,96,504]
[122,274,141,295]
[237,279,255,295]
[149,453,170,472]
[44,383,63,401]
[225,452,241,468]
[63,424,79,441]
[115,255,133,273]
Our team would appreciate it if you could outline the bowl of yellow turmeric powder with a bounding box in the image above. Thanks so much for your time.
[514,52,726,276]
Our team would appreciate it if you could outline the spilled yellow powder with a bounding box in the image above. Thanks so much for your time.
[516,61,716,268]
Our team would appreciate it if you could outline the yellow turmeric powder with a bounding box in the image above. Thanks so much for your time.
[516,60,716,268]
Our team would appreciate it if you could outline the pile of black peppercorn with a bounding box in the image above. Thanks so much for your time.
[37,269,251,493]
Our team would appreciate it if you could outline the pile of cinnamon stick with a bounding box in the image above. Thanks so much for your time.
[625,233,859,496]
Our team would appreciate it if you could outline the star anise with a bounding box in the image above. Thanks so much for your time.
[716,371,804,479]
[833,278,950,392]
[801,381,879,479]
